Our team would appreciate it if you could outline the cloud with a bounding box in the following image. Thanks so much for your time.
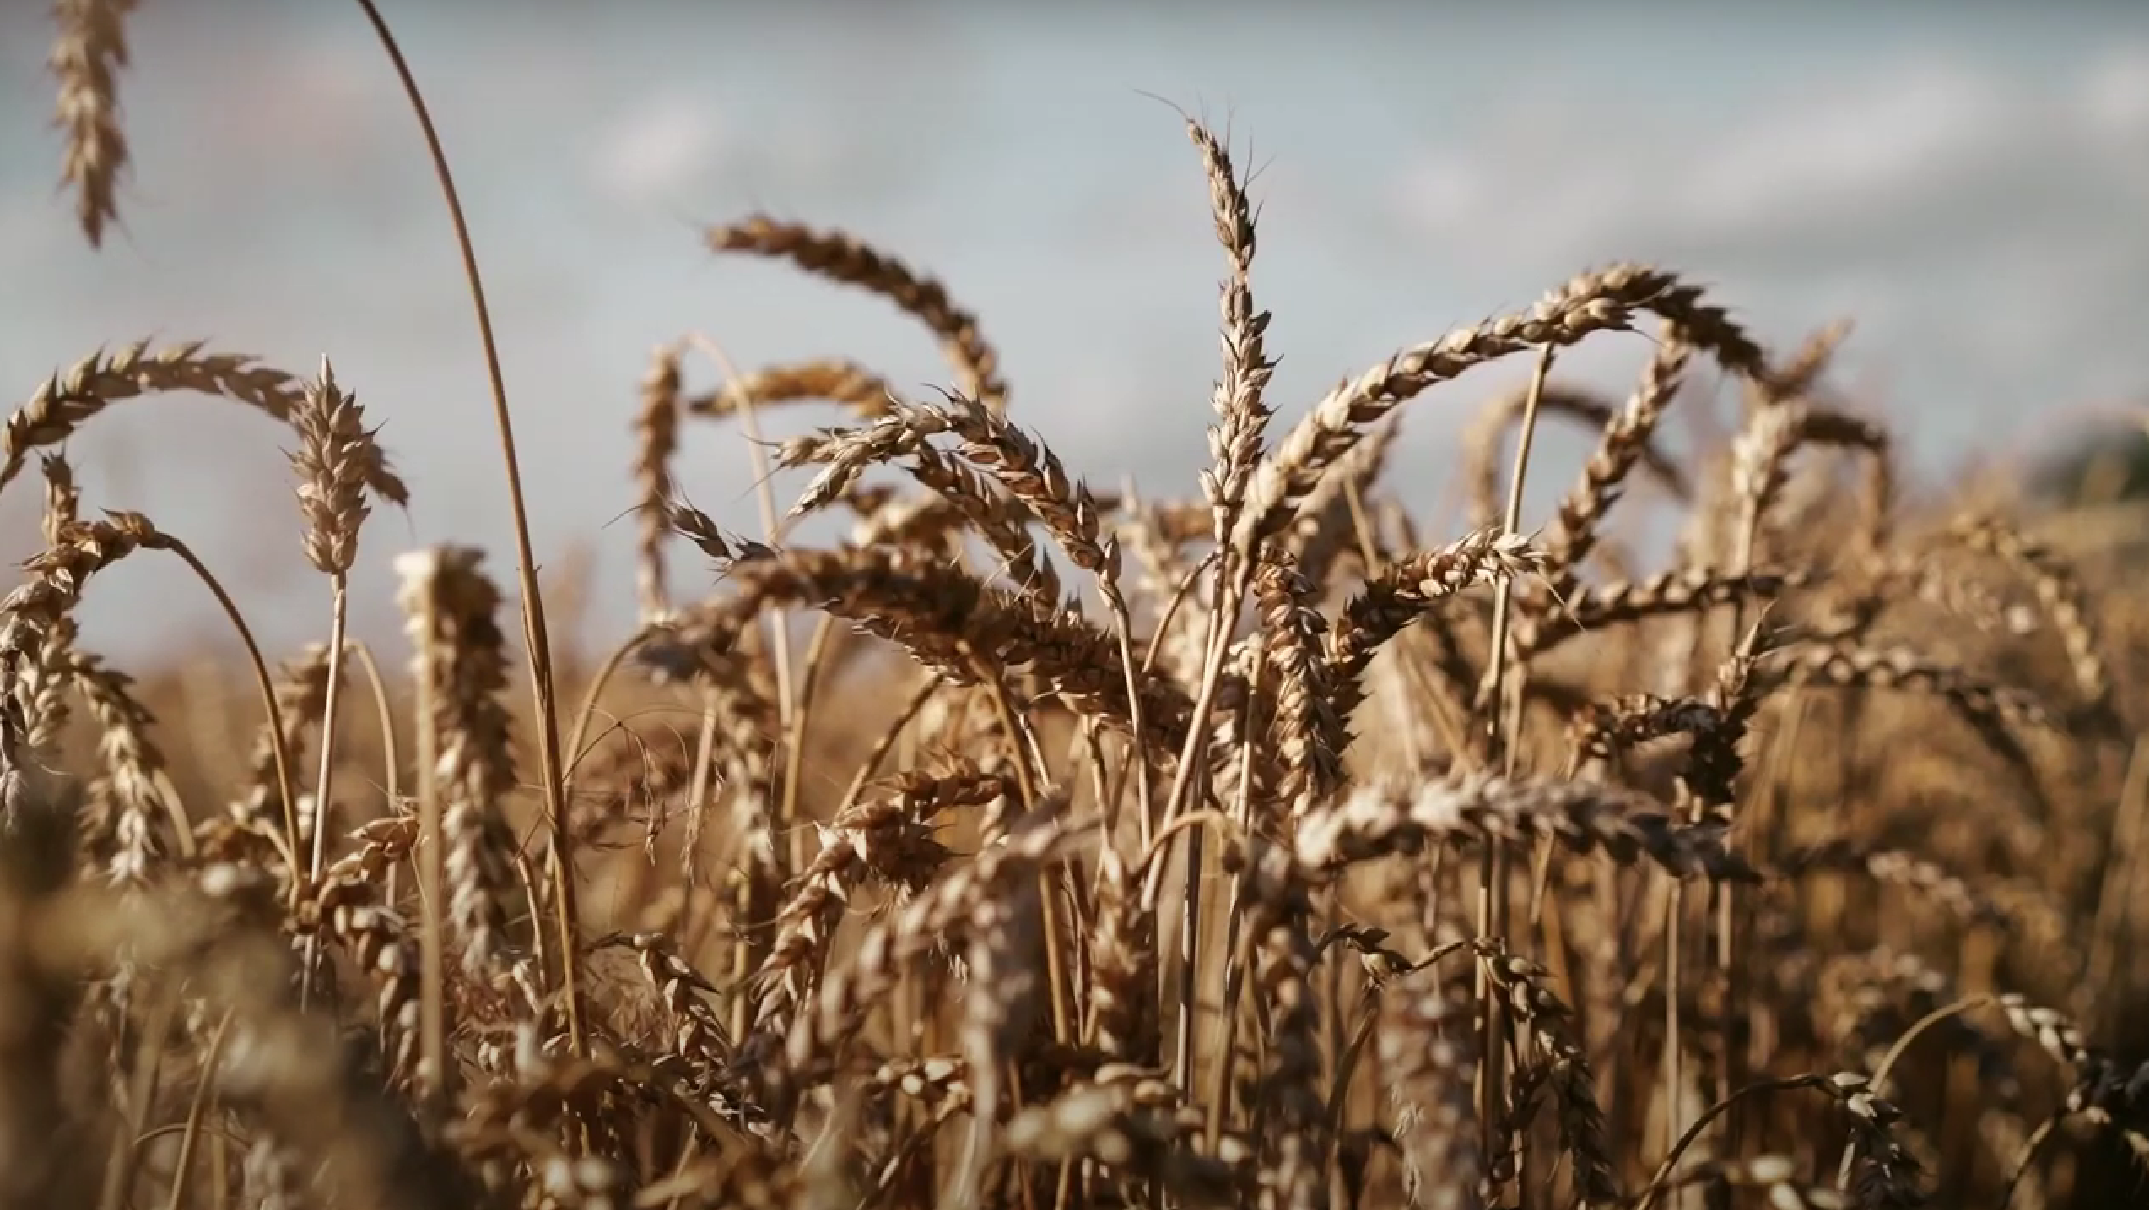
[1674,62,2007,243]
[1388,47,2149,274]
[2080,45,2149,191]
[593,92,729,207]
[131,6,386,164]
[1376,43,2149,479]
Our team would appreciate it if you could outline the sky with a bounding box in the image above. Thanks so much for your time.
[0,1,2144,668]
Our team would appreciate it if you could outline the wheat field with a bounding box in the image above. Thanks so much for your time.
[5,3,2148,1209]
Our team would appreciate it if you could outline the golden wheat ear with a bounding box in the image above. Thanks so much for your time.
[50,0,138,250]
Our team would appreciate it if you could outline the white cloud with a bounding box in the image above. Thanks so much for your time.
[1676,62,2008,242]
[1393,149,1487,235]
[593,93,729,207]
[2080,44,2149,155]
[178,32,383,158]
[1388,51,2143,272]
[1376,45,2149,483]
